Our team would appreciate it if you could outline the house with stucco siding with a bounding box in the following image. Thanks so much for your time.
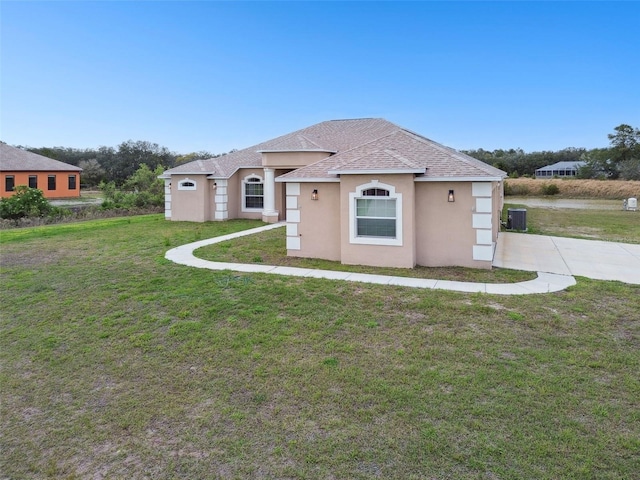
[0,143,82,199]
[160,119,506,269]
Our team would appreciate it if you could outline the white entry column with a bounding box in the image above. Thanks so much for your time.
[262,167,279,223]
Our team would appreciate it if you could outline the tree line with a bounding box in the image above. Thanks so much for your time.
[16,124,640,185]
[463,124,639,180]
[21,140,234,187]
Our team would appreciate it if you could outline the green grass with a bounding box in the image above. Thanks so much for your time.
[195,226,536,284]
[1,215,639,479]
[505,203,640,243]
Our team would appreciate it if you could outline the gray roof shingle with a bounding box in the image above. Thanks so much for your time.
[0,143,83,172]
[163,118,506,181]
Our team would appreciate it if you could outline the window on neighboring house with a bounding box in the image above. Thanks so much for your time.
[242,175,264,210]
[68,175,77,190]
[349,181,403,246]
[29,176,38,189]
[178,179,197,191]
[5,176,15,192]
[48,175,56,190]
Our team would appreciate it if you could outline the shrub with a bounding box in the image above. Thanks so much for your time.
[0,186,59,219]
[541,183,560,195]
[99,164,165,209]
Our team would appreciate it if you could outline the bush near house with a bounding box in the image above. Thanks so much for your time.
[0,186,67,220]
[0,164,166,229]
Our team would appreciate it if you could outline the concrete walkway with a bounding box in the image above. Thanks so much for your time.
[165,224,577,295]
[493,232,640,285]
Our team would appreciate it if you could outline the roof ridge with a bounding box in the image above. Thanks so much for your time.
[398,128,505,176]
[382,148,421,167]
[320,128,402,161]
[297,134,325,149]
[327,117,380,122]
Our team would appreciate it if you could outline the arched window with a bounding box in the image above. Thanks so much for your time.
[178,178,197,191]
[349,181,402,246]
[242,174,264,211]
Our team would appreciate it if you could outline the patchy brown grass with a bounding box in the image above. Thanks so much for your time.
[2,217,639,479]
[505,178,640,199]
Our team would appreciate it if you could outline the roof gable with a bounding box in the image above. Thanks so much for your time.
[0,144,83,172]
[279,128,506,180]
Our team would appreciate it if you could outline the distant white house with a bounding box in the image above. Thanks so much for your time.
[535,161,586,178]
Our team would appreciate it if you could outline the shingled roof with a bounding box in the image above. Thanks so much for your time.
[0,143,82,172]
[162,118,505,181]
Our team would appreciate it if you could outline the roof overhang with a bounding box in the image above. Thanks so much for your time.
[414,176,505,182]
[328,168,426,175]
[275,177,339,183]
[163,171,214,176]
[257,149,337,154]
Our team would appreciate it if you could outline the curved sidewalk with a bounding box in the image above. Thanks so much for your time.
[165,224,576,295]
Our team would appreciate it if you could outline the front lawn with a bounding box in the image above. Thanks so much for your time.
[1,216,638,479]
[505,204,640,244]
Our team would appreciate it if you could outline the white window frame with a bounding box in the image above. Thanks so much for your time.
[242,174,264,212]
[349,180,402,246]
[178,178,197,191]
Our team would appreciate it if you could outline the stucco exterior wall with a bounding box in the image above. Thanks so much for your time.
[415,182,478,267]
[274,169,291,222]
[224,173,240,219]
[169,174,212,222]
[493,181,504,241]
[339,174,417,268]
[414,181,498,269]
[1,171,81,199]
[262,151,331,168]
[235,168,266,220]
[286,182,341,261]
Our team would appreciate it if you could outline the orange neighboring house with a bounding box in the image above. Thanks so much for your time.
[0,143,82,199]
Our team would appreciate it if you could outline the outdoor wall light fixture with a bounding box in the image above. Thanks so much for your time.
[448,190,455,202]
[311,189,319,200]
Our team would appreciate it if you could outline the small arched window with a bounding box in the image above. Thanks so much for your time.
[178,179,197,191]
[362,188,390,197]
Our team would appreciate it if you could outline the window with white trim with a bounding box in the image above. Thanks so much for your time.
[242,174,264,210]
[178,178,197,191]
[356,188,396,237]
[349,181,403,246]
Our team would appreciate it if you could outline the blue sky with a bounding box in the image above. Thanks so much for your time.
[1,1,638,154]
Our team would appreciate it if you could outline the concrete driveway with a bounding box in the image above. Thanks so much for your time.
[493,233,640,285]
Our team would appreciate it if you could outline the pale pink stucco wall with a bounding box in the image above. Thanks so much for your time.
[225,172,240,219]
[288,182,342,261]
[339,174,417,269]
[415,182,483,268]
[493,181,504,241]
[286,177,501,269]
[170,174,212,222]
[262,151,331,168]
[234,168,265,220]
